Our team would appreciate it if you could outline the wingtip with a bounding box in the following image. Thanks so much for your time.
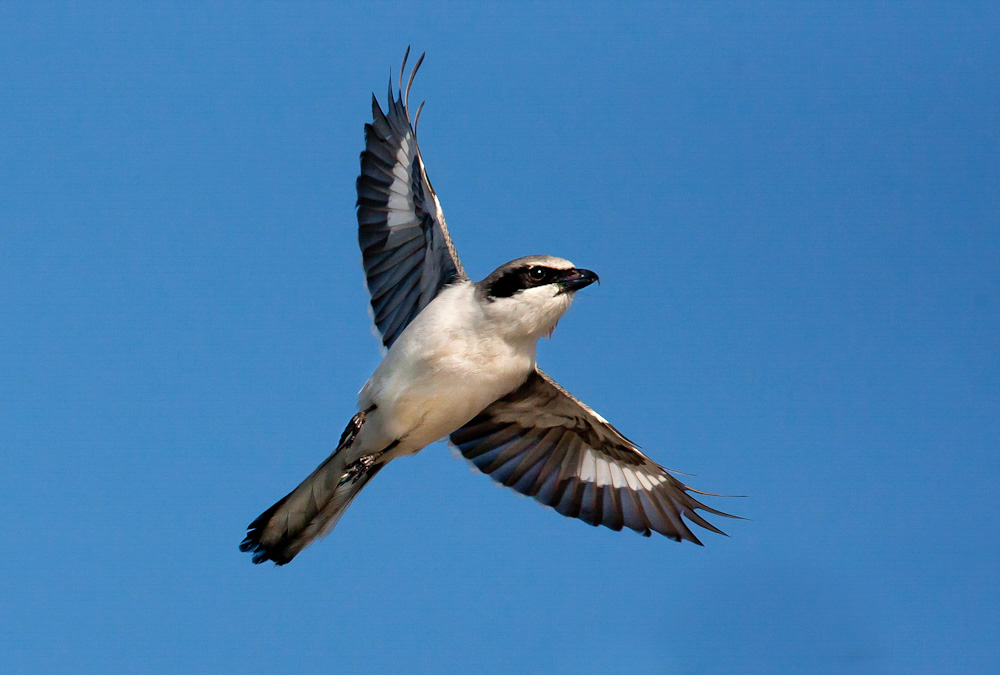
[413,100,426,140]
[686,485,748,499]
[405,52,426,113]
[398,45,411,96]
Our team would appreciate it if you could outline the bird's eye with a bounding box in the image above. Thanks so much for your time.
[527,267,547,281]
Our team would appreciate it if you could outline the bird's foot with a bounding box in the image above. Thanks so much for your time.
[339,452,382,487]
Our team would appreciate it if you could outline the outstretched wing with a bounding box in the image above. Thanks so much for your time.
[450,369,739,543]
[356,52,467,349]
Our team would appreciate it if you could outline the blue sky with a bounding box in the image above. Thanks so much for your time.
[1,2,998,673]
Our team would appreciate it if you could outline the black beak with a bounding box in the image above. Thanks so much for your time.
[558,268,599,293]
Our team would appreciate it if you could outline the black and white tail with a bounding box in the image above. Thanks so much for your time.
[240,410,382,565]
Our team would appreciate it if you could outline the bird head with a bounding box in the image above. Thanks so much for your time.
[477,255,599,340]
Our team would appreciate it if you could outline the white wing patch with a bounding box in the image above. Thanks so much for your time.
[595,456,612,487]
[609,461,626,489]
[579,448,597,483]
[386,147,414,228]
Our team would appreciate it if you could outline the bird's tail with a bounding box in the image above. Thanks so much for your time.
[240,409,384,565]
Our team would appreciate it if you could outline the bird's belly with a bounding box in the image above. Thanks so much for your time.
[388,384,493,450]
[360,337,534,454]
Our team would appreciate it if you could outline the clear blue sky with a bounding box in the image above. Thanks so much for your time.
[2,2,997,673]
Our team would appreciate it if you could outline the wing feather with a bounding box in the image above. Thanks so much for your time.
[450,369,740,542]
[356,54,467,349]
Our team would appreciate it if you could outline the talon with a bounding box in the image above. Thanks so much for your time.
[339,451,384,487]
[338,405,375,448]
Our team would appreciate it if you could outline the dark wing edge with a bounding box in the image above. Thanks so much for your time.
[450,368,741,543]
[356,50,467,349]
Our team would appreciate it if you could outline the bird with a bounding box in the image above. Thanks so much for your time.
[240,49,739,565]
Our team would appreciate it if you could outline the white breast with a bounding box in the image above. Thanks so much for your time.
[356,282,537,455]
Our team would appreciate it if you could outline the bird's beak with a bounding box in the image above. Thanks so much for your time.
[558,268,600,293]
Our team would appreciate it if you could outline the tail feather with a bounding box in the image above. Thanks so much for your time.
[240,411,382,565]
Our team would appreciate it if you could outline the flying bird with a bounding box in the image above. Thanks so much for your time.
[240,50,738,565]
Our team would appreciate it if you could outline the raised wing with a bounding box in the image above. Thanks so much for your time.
[450,369,739,542]
[356,51,467,349]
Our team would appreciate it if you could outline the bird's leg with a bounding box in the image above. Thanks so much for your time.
[338,405,376,449]
[339,453,381,486]
[339,438,399,487]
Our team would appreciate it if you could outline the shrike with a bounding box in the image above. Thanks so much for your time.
[241,51,737,565]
